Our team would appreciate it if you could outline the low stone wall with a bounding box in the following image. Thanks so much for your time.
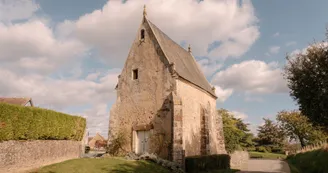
[0,140,82,173]
[230,150,249,170]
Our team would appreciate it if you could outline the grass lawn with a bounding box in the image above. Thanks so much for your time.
[249,151,287,159]
[29,157,238,173]
[29,157,172,173]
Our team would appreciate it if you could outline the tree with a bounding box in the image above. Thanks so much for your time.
[218,109,254,153]
[277,110,327,147]
[257,118,286,148]
[284,30,328,129]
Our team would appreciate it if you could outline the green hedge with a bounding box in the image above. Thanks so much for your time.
[185,154,230,173]
[287,149,328,173]
[0,103,86,141]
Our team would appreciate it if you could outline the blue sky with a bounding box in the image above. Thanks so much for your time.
[1,0,328,137]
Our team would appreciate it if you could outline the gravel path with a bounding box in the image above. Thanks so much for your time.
[238,159,290,173]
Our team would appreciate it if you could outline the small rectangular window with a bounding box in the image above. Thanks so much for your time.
[133,69,138,80]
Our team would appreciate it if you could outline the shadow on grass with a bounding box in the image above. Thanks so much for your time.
[109,160,172,173]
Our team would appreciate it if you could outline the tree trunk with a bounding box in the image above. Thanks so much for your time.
[299,136,306,147]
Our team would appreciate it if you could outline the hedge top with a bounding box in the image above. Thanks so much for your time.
[0,103,86,141]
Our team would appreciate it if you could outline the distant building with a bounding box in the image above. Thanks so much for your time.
[88,133,106,150]
[0,97,34,107]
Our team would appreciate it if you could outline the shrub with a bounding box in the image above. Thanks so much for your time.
[247,146,256,152]
[107,132,127,156]
[287,149,328,173]
[271,146,284,154]
[0,103,86,141]
[265,146,272,153]
[256,146,267,153]
[185,154,230,173]
[85,146,90,153]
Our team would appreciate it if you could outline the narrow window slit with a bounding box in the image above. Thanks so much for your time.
[141,29,145,40]
[133,69,138,80]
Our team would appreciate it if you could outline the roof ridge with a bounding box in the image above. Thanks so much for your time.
[146,19,216,97]
[145,18,172,64]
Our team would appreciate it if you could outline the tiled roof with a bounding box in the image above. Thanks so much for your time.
[0,97,33,106]
[146,19,216,97]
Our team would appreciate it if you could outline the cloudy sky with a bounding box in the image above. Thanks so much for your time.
[1,0,327,137]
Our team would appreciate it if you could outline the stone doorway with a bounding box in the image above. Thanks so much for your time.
[136,130,150,154]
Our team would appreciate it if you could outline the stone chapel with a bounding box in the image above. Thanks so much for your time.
[108,6,226,164]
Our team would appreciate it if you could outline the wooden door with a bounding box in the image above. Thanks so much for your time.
[136,130,150,154]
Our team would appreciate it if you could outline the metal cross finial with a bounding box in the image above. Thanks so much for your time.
[143,5,147,16]
[188,44,191,53]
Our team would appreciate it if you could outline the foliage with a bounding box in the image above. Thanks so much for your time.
[287,149,328,173]
[107,132,127,156]
[257,118,286,147]
[85,146,90,153]
[256,146,267,153]
[0,103,86,141]
[249,151,287,159]
[30,157,172,173]
[219,109,254,153]
[277,110,327,147]
[185,154,231,173]
[284,33,328,130]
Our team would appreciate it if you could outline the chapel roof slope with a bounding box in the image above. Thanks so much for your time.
[146,20,216,97]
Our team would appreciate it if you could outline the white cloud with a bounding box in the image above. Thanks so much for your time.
[0,0,39,22]
[86,72,101,81]
[212,60,288,94]
[197,59,222,77]
[66,0,259,66]
[286,41,296,46]
[272,32,279,37]
[0,20,87,74]
[214,85,233,102]
[230,111,248,120]
[0,0,261,137]
[0,68,119,109]
[269,46,280,54]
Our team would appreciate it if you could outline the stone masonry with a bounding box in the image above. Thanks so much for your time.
[108,7,226,165]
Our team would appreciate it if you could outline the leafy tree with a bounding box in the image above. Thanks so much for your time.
[284,30,328,129]
[277,110,327,147]
[257,118,286,148]
[218,109,254,153]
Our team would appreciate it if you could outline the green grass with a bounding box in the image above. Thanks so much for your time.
[29,157,238,173]
[29,157,172,173]
[249,151,287,159]
[286,148,328,173]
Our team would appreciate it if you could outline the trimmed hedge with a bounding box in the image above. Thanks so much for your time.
[185,154,230,173]
[0,103,86,141]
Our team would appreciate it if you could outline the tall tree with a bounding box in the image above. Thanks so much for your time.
[277,110,327,147]
[257,118,285,147]
[284,30,328,129]
[218,109,254,153]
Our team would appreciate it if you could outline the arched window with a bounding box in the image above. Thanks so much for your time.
[141,29,145,40]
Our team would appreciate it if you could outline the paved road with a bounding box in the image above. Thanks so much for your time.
[238,159,290,173]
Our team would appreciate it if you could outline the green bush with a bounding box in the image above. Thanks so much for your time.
[256,146,267,153]
[287,149,328,173]
[185,154,230,173]
[271,146,284,154]
[265,146,272,153]
[85,146,91,153]
[0,103,86,141]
